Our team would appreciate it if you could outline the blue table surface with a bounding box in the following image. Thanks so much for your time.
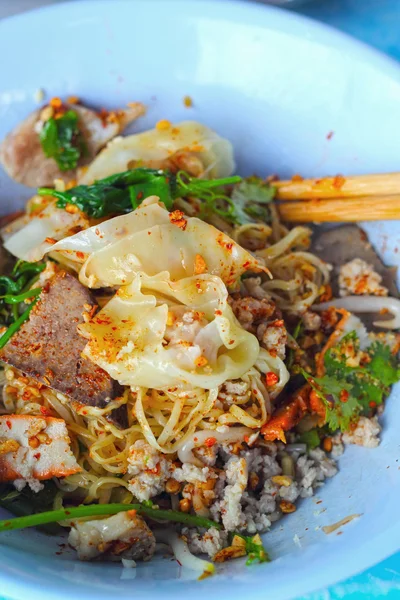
[0,1,399,600]
[292,2,400,598]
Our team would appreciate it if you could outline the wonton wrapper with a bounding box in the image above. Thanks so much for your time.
[79,121,235,184]
[3,202,89,262]
[79,272,260,389]
[17,196,264,287]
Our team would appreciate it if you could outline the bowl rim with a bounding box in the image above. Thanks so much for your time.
[0,1,399,600]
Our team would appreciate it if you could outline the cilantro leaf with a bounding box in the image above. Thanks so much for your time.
[301,331,400,434]
[40,110,86,171]
[368,341,400,386]
[324,332,400,412]
[230,177,276,225]
[301,369,360,433]
[325,392,361,433]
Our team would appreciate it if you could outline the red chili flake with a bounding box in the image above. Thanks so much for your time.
[33,452,41,460]
[332,174,346,190]
[6,420,11,430]
[270,319,284,327]
[40,406,50,416]
[65,510,71,515]
[45,237,57,245]
[146,463,161,476]
[137,191,144,200]
[244,435,250,443]
[97,108,110,127]
[204,437,217,447]
[339,389,349,403]
[266,372,279,387]
[228,339,235,345]
[243,261,251,268]
[326,131,334,140]
[369,401,377,408]
[291,174,304,182]
[95,317,112,325]
[76,251,85,260]
[215,309,222,316]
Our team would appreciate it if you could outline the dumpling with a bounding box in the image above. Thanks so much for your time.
[78,271,260,390]
[78,121,235,184]
[3,202,89,263]
[9,196,264,287]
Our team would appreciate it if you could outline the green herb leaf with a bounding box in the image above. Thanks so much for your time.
[0,259,45,346]
[324,332,400,412]
[301,368,360,433]
[38,168,241,219]
[368,341,400,387]
[39,168,174,217]
[230,177,276,225]
[301,331,400,433]
[40,110,86,172]
[0,502,221,533]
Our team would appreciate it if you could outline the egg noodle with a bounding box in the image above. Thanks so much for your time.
[0,119,333,509]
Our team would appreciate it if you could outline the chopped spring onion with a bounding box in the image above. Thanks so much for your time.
[0,287,42,304]
[175,170,241,222]
[0,502,221,533]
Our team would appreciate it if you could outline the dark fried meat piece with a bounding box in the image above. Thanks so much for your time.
[0,271,126,427]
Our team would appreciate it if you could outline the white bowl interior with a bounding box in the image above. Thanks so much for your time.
[0,2,399,599]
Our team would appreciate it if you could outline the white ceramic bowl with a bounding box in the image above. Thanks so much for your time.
[0,2,399,599]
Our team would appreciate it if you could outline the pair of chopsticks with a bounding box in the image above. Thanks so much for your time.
[274,173,400,222]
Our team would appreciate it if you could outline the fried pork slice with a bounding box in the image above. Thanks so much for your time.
[68,511,156,562]
[0,271,125,426]
[0,415,80,483]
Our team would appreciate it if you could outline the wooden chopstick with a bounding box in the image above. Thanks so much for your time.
[275,173,400,201]
[277,194,400,222]
[273,172,400,222]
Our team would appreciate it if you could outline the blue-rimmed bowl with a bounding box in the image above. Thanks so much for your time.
[0,1,399,599]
